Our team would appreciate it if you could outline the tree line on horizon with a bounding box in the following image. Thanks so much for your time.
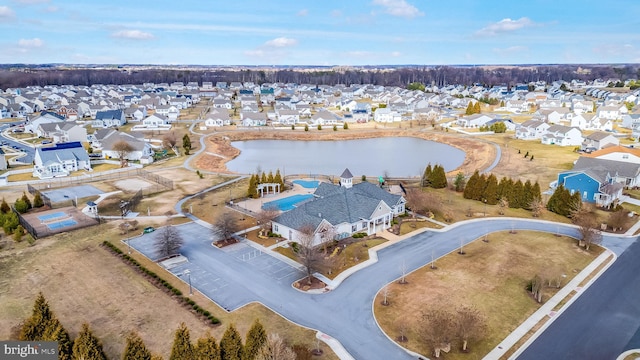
[1,64,639,89]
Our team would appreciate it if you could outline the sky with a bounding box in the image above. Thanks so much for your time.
[1,0,639,66]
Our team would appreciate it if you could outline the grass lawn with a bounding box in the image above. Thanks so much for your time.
[373,231,602,360]
[7,172,35,182]
[0,222,337,360]
[399,219,442,235]
[273,237,388,280]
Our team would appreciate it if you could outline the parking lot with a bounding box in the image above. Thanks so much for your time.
[127,222,305,311]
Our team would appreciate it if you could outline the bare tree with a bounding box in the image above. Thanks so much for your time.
[498,197,508,215]
[381,285,391,306]
[399,261,408,284]
[455,306,486,352]
[257,333,296,360]
[154,224,184,260]
[396,319,409,343]
[420,309,454,358]
[607,209,630,231]
[112,140,135,168]
[163,131,178,149]
[295,225,325,285]
[529,197,545,218]
[530,274,544,303]
[211,212,240,242]
[405,188,442,217]
[256,208,279,233]
[572,205,602,250]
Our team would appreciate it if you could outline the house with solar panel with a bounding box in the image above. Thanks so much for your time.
[32,142,91,179]
[271,169,405,246]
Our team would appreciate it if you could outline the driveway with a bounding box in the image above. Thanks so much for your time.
[129,219,637,360]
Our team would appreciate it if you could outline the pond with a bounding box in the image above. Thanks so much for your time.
[225,137,465,178]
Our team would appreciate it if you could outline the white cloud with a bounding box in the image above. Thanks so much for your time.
[476,17,535,36]
[0,6,16,19]
[18,38,44,48]
[593,43,639,60]
[297,9,308,16]
[493,45,528,55]
[111,30,154,40]
[264,37,298,48]
[391,51,401,57]
[372,0,423,18]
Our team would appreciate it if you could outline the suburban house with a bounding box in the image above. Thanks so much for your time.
[373,108,402,123]
[275,109,301,125]
[556,156,640,206]
[310,110,342,125]
[25,111,65,134]
[141,113,170,128]
[541,125,583,146]
[271,169,406,246]
[100,131,154,164]
[155,105,180,121]
[240,112,267,127]
[33,142,92,179]
[204,110,231,127]
[516,119,550,140]
[93,109,126,128]
[582,145,640,164]
[456,114,493,128]
[581,132,620,152]
[49,122,88,144]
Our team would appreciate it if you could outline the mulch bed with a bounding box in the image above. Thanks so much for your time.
[214,238,239,248]
[293,276,326,291]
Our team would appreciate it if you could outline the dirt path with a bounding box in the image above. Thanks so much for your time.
[191,128,496,176]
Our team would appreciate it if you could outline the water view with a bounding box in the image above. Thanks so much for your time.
[225,137,465,177]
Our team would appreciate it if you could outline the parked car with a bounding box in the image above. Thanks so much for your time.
[41,140,52,144]
[142,226,155,234]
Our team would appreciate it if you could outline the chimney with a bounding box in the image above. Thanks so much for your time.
[318,213,322,217]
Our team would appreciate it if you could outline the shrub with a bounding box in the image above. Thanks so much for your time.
[333,125,337,131]
[343,122,349,130]
[304,124,309,131]
[290,242,300,253]
[317,124,322,130]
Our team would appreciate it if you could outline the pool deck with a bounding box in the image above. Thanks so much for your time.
[234,179,323,214]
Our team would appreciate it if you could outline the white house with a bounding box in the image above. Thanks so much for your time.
[204,110,231,127]
[373,108,401,123]
[541,125,583,146]
[240,112,267,126]
[581,131,620,152]
[25,111,65,134]
[155,105,180,121]
[311,110,341,125]
[33,142,91,179]
[456,114,493,128]
[142,113,170,128]
[100,131,154,163]
[93,109,126,128]
[271,169,405,246]
[516,120,550,140]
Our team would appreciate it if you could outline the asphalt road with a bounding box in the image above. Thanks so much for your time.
[130,218,636,360]
[517,236,640,360]
[0,121,34,164]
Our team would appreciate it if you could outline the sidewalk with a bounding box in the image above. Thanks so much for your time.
[485,250,615,359]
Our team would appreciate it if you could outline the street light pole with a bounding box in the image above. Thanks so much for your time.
[184,269,192,295]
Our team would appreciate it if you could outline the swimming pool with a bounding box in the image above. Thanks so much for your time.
[293,180,319,188]
[38,211,67,222]
[262,194,313,211]
[46,219,78,230]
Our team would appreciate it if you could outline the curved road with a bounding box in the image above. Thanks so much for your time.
[130,217,637,360]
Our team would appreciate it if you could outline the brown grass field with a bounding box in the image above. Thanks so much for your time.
[373,231,603,360]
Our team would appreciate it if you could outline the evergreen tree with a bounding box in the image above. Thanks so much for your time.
[496,176,508,200]
[483,174,499,205]
[547,184,580,216]
[422,164,433,187]
[267,171,274,184]
[0,198,9,213]
[473,173,487,201]
[532,181,542,201]
[243,319,267,360]
[261,172,267,184]
[453,172,466,192]
[274,169,284,189]
[14,199,29,213]
[523,180,534,210]
[511,180,524,208]
[33,192,44,208]
[248,175,257,199]
[43,321,73,360]
[169,323,194,360]
[474,101,481,114]
[465,101,474,115]
[13,225,24,242]
[343,122,349,130]
[500,100,505,107]
[3,211,19,235]
[72,323,107,360]
[21,192,32,209]
[20,292,54,341]
[463,170,480,200]
[194,332,220,360]
[429,165,447,189]
[123,331,152,360]
[219,324,243,360]
[182,134,192,155]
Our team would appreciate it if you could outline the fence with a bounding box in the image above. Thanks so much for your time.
[15,206,100,239]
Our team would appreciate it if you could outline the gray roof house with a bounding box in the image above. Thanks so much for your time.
[93,109,126,128]
[33,142,91,179]
[271,169,405,246]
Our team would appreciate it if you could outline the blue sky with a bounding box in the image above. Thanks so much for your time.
[1,0,639,65]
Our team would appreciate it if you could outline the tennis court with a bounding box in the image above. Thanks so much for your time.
[46,219,78,230]
[37,211,67,222]
[19,206,99,238]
